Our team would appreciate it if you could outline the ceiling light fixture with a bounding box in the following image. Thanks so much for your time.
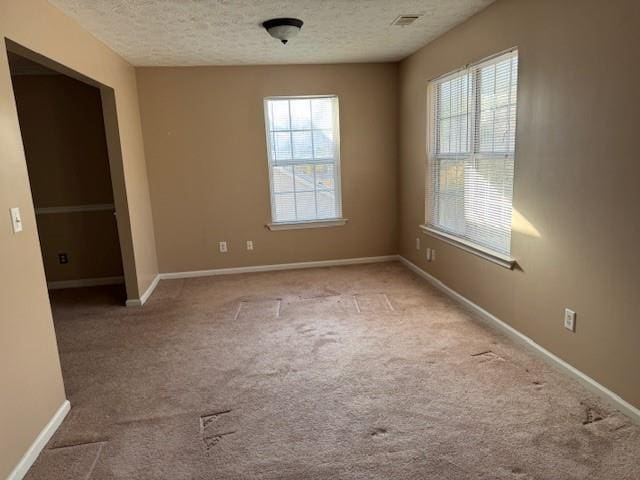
[262,18,304,45]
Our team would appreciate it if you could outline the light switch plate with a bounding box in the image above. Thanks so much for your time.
[10,207,23,233]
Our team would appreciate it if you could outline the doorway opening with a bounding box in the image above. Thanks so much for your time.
[6,43,134,307]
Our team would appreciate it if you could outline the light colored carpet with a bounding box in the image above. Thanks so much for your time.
[27,262,640,479]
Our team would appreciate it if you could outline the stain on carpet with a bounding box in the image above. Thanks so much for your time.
[312,337,339,354]
[508,466,529,478]
[297,288,341,299]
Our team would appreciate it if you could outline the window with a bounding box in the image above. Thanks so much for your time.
[264,96,343,226]
[427,49,518,260]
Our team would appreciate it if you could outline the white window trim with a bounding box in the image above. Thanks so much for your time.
[424,47,518,268]
[263,95,344,228]
[266,218,349,231]
[419,224,516,269]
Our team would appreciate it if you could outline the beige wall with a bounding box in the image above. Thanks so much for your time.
[0,0,158,476]
[398,0,640,408]
[11,74,123,283]
[136,64,398,273]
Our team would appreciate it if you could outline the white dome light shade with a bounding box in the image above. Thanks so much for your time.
[262,18,304,45]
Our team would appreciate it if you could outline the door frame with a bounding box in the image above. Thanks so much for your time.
[5,39,138,302]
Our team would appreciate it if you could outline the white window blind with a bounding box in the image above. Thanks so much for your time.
[264,96,342,224]
[428,49,518,256]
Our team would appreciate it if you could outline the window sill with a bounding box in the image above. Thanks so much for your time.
[267,218,349,231]
[419,224,517,270]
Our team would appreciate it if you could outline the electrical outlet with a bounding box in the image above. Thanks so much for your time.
[58,253,69,264]
[246,240,254,251]
[431,249,436,261]
[426,248,432,261]
[564,308,576,332]
[218,241,228,253]
[416,237,420,250]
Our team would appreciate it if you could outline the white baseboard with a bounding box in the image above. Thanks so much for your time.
[47,276,124,290]
[127,257,398,307]
[126,274,160,307]
[159,255,400,280]
[399,256,640,424]
[7,400,70,480]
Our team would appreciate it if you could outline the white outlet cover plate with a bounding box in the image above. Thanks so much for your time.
[564,308,576,332]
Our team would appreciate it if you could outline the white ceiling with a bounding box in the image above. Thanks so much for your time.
[47,0,494,66]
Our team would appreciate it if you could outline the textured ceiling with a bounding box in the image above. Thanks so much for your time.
[47,0,494,66]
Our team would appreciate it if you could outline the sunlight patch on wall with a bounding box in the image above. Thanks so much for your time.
[512,209,540,238]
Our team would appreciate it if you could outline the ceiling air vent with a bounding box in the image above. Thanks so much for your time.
[391,14,423,27]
